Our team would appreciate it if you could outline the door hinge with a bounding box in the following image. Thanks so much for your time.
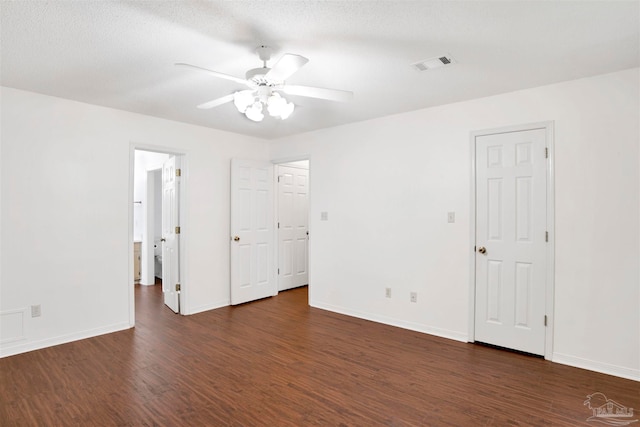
[175,226,181,234]
[176,168,181,177]
[277,268,280,275]
[545,231,548,242]
[545,147,548,158]
[176,283,181,292]
[474,245,476,252]
[277,176,281,182]
[278,222,280,229]
[544,315,547,326]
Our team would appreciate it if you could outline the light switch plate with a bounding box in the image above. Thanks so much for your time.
[447,212,455,223]
[320,212,328,221]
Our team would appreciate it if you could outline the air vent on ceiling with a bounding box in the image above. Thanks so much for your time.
[412,55,455,72]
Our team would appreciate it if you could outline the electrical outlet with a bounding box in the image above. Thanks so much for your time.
[385,287,392,298]
[410,292,417,303]
[31,305,41,317]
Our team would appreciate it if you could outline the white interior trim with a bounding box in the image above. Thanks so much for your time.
[271,154,311,165]
[128,146,135,326]
[468,121,555,360]
[553,352,640,382]
[544,122,556,361]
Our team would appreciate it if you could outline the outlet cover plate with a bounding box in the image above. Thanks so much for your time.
[31,305,41,317]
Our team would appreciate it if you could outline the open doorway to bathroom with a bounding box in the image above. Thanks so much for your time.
[133,148,188,318]
[133,150,170,287]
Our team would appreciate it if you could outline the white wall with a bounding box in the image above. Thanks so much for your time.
[270,68,640,380]
[0,87,269,356]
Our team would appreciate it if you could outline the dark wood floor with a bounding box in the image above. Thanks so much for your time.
[1,285,638,426]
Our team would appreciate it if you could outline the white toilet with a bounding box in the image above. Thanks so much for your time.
[154,239,163,278]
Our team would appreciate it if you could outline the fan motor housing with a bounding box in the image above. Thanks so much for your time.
[246,67,272,84]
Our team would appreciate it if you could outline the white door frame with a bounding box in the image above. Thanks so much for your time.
[129,144,189,325]
[468,121,555,360]
[272,156,311,298]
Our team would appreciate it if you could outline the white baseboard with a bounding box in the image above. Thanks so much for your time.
[0,322,132,358]
[553,352,640,382]
[311,300,468,343]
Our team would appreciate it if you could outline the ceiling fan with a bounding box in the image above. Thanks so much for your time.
[176,46,353,122]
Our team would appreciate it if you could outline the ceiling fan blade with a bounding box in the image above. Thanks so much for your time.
[175,63,251,87]
[265,54,309,82]
[197,94,235,109]
[279,85,354,102]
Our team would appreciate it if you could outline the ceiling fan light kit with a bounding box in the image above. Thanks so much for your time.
[234,90,295,122]
[232,86,295,122]
[177,45,353,123]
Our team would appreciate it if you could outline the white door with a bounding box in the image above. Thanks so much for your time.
[277,165,309,291]
[161,156,180,313]
[230,159,275,305]
[475,128,547,355]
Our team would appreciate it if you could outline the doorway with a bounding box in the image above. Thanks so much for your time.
[131,148,186,322]
[469,122,554,358]
[229,158,310,305]
[276,161,309,292]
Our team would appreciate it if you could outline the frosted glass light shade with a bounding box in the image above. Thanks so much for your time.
[267,93,294,119]
[266,93,284,116]
[280,101,294,119]
[234,90,255,113]
[245,101,264,122]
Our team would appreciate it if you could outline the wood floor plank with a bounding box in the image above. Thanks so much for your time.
[1,284,638,426]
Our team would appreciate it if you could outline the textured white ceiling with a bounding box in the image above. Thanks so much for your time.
[1,1,638,139]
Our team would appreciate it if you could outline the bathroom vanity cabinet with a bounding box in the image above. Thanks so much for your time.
[134,241,141,283]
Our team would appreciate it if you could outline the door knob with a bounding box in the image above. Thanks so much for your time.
[478,246,487,254]
[233,236,240,242]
